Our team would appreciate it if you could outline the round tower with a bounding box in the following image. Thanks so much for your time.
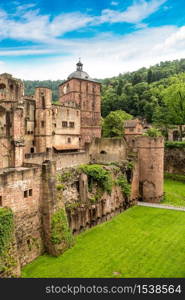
[137,136,164,203]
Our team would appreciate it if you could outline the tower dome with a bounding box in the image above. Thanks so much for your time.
[68,59,91,80]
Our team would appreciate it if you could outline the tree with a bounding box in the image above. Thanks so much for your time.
[162,82,185,140]
[102,110,133,138]
[143,127,162,138]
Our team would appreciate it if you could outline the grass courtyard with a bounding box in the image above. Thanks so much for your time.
[22,206,185,278]
[163,178,185,207]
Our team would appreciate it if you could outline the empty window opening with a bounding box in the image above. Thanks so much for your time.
[69,122,74,128]
[41,96,45,108]
[0,83,6,93]
[67,137,71,143]
[29,189,32,196]
[62,121,67,128]
[67,109,69,116]
[30,147,34,153]
[24,191,28,198]
[41,121,45,128]
[100,150,107,155]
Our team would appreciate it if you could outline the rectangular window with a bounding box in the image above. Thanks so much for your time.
[67,137,71,143]
[41,121,45,128]
[62,121,68,128]
[24,191,28,198]
[0,196,2,206]
[29,189,32,196]
[69,122,75,128]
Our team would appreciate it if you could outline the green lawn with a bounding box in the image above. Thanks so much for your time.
[163,179,185,207]
[22,206,185,278]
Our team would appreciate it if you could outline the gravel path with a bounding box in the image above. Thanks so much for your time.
[137,201,185,212]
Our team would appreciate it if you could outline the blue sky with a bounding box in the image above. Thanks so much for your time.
[0,0,185,79]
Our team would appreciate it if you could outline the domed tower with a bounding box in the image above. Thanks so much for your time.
[58,60,101,147]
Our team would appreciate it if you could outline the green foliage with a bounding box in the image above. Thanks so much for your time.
[164,172,185,182]
[51,209,74,247]
[57,171,73,182]
[143,127,162,137]
[80,164,113,194]
[101,59,185,123]
[22,206,185,278]
[116,175,131,197]
[102,110,132,137]
[24,80,63,101]
[56,184,65,191]
[0,208,14,256]
[163,179,185,207]
[165,141,185,148]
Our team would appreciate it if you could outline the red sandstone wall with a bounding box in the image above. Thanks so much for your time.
[137,136,164,203]
[0,167,44,266]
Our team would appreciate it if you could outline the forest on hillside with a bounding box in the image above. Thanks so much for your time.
[24,58,185,137]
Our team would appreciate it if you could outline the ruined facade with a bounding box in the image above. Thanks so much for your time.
[0,63,164,278]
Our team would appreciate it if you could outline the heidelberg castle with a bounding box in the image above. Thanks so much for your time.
[0,61,164,277]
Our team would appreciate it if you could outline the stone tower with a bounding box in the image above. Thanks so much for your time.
[58,60,101,147]
[137,136,164,203]
[35,87,52,153]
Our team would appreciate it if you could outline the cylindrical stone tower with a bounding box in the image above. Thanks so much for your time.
[137,136,164,203]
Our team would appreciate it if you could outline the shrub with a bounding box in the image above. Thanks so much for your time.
[165,141,185,148]
[79,164,113,194]
[143,127,162,137]
[51,209,74,247]
[0,208,14,256]
[116,175,131,197]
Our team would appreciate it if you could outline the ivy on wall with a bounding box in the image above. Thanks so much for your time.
[0,208,13,256]
[0,208,15,274]
[79,164,113,194]
[116,175,131,198]
[51,208,74,248]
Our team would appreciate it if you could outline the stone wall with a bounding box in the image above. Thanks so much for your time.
[0,167,44,269]
[55,151,90,170]
[56,163,136,235]
[137,136,164,203]
[164,147,185,174]
[89,138,127,164]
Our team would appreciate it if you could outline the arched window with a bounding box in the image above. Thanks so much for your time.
[0,83,6,94]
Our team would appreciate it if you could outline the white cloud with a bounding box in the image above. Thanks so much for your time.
[2,25,184,81]
[100,0,167,24]
[111,1,119,6]
[0,0,167,43]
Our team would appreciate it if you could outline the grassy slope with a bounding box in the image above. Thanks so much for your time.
[163,179,185,207]
[22,206,185,278]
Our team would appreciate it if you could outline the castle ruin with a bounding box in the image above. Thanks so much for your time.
[0,61,164,277]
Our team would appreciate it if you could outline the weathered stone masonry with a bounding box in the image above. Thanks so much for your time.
[0,63,164,277]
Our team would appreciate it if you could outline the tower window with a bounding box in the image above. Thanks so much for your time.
[29,189,32,196]
[41,121,45,128]
[24,191,28,198]
[69,122,74,128]
[41,96,45,108]
[67,137,71,143]
[30,147,34,153]
[62,121,67,127]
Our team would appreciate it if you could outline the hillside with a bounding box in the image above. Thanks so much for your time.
[24,58,185,122]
